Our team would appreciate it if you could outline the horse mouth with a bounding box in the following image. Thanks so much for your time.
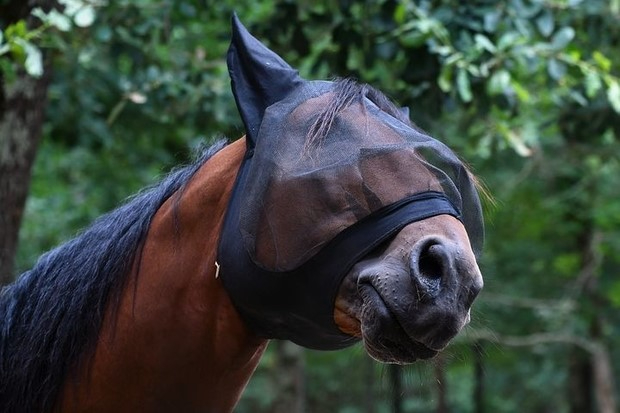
[358,284,440,363]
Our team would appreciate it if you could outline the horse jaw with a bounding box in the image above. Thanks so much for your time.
[334,215,483,364]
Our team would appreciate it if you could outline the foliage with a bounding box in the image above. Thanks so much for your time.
[0,0,100,79]
[7,0,620,411]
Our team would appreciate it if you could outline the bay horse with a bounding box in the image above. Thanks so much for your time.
[0,16,484,413]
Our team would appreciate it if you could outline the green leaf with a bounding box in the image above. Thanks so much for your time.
[606,79,620,113]
[33,8,72,31]
[346,48,363,71]
[25,46,43,77]
[505,130,533,157]
[59,0,83,16]
[74,6,96,28]
[95,26,112,42]
[551,27,575,50]
[0,29,8,56]
[400,31,428,48]
[15,38,43,77]
[46,9,72,31]
[584,70,602,97]
[513,0,542,18]
[608,280,620,308]
[393,3,406,24]
[474,34,496,53]
[31,8,48,24]
[592,50,612,72]
[483,10,501,32]
[547,58,567,80]
[552,253,579,277]
[488,69,511,95]
[569,90,587,106]
[511,80,531,102]
[456,67,472,102]
[497,31,520,51]
[6,20,28,38]
[536,10,554,37]
[438,65,453,92]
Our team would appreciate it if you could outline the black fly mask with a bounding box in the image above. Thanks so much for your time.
[218,15,483,350]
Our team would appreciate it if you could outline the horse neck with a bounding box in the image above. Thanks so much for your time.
[61,139,267,413]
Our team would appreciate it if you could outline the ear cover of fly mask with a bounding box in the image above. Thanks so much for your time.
[227,14,303,148]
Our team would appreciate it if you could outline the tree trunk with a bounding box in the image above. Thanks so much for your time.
[571,229,617,413]
[270,340,306,413]
[389,364,403,413]
[0,2,56,284]
[592,344,616,413]
[473,342,485,413]
[364,355,376,413]
[434,352,449,413]
[568,346,593,413]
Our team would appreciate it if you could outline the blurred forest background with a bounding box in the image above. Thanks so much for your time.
[1,0,619,412]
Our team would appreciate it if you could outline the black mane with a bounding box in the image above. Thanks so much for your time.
[0,140,226,413]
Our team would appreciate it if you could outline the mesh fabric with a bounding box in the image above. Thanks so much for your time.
[238,80,483,272]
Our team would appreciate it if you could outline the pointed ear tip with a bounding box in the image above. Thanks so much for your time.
[231,14,253,45]
[231,13,245,32]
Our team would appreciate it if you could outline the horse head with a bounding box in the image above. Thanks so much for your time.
[219,15,484,363]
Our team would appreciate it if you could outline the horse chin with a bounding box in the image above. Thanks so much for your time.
[358,284,440,364]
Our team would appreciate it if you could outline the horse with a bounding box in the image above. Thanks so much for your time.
[0,15,484,413]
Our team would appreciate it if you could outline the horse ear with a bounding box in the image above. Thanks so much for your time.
[227,14,302,148]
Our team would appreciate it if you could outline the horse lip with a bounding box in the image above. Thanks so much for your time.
[412,341,439,359]
[358,283,441,359]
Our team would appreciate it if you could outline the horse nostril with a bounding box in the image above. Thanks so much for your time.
[418,243,444,280]
[410,239,452,299]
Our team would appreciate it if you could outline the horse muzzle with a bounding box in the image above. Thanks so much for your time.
[356,234,483,363]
